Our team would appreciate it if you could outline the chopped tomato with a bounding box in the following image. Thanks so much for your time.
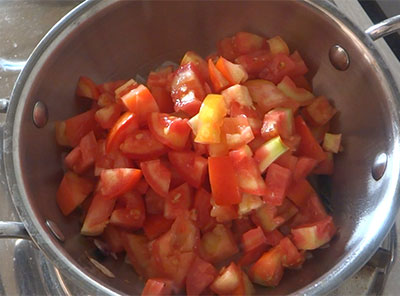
[277,76,314,106]
[286,178,316,207]
[147,66,175,113]
[259,53,296,84]
[65,131,97,174]
[105,111,139,152]
[62,109,97,147]
[291,75,312,92]
[76,76,99,100]
[233,32,266,55]
[235,50,273,77]
[208,59,230,92]
[267,36,289,56]
[181,51,209,82]
[217,37,238,61]
[238,193,264,216]
[97,168,142,199]
[250,247,283,287]
[143,214,174,240]
[274,150,298,172]
[305,96,337,126]
[95,103,123,130]
[261,108,294,141]
[98,79,128,95]
[215,57,248,85]
[142,278,172,296]
[193,188,215,232]
[208,156,241,205]
[264,163,292,206]
[148,112,191,150]
[145,188,165,215]
[293,157,318,181]
[254,136,289,173]
[221,84,254,110]
[171,62,206,116]
[294,115,326,162]
[264,229,285,246]
[121,84,160,125]
[56,171,94,216]
[229,146,267,195]
[210,198,238,223]
[115,79,139,100]
[186,256,218,296]
[110,191,146,230]
[313,152,334,175]
[164,183,193,220]
[289,51,309,78]
[210,262,242,295]
[221,115,254,149]
[101,224,124,253]
[168,151,208,188]
[122,233,153,278]
[120,130,167,160]
[141,159,171,197]
[95,139,134,175]
[242,226,267,253]
[278,237,305,268]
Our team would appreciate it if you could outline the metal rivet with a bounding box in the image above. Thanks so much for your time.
[372,152,387,181]
[32,101,48,128]
[329,45,350,71]
[45,220,65,242]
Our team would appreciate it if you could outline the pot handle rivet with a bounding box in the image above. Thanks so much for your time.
[46,220,65,242]
[32,101,48,128]
[329,45,350,71]
[372,152,387,181]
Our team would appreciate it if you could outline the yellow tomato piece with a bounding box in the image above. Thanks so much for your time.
[195,94,227,144]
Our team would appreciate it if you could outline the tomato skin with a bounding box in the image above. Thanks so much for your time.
[171,62,206,116]
[249,246,284,287]
[143,214,174,240]
[97,168,142,200]
[120,130,167,160]
[148,112,191,150]
[142,278,172,296]
[121,84,160,125]
[264,163,292,206]
[168,151,208,189]
[208,156,242,206]
[76,76,99,100]
[56,171,94,216]
[106,112,139,153]
[164,183,193,220]
[81,194,117,236]
[110,191,146,230]
[64,109,97,147]
[294,115,326,162]
[186,256,218,296]
[141,159,171,198]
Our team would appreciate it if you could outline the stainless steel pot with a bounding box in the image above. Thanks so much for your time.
[1,0,400,295]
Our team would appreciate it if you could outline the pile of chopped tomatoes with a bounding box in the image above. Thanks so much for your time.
[55,31,341,295]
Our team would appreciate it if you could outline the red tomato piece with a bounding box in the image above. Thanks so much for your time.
[193,188,215,232]
[290,193,328,227]
[81,194,117,236]
[278,237,305,268]
[235,50,273,77]
[95,139,134,176]
[200,224,239,264]
[136,177,149,195]
[186,256,218,296]
[264,229,285,247]
[145,188,165,215]
[250,247,284,287]
[110,191,146,230]
[76,76,99,100]
[221,115,254,149]
[143,214,174,240]
[261,108,294,141]
[208,156,241,205]
[140,159,171,197]
[264,163,292,206]
[208,59,230,93]
[142,278,172,296]
[121,84,160,125]
[259,53,296,84]
[286,178,316,207]
[291,75,312,92]
[294,115,326,162]
[289,51,309,77]
[293,156,318,181]
[233,32,267,55]
[251,204,285,233]
[215,56,248,85]
[148,112,191,150]
[147,66,175,113]
[291,216,336,250]
[305,96,337,126]
[210,199,238,223]
[56,171,94,216]
[230,103,263,136]
[63,109,97,147]
[114,79,139,100]
[237,244,268,267]
[267,36,290,56]
[309,121,330,144]
[122,233,153,278]
[210,262,242,295]
[229,146,267,195]
[181,51,209,82]
[120,129,167,160]
[106,111,139,153]
[101,224,124,253]
[242,226,267,253]
[164,183,193,220]
[97,168,142,199]
[65,131,97,174]
[170,62,206,116]
[217,37,238,61]
[168,151,208,188]
[94,103,123,130]
[313,152,334,175]
[277,76,315,106]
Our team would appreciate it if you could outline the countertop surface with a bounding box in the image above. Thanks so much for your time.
[0,0,399,295]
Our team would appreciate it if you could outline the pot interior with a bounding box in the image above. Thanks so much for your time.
[12,0,400,294]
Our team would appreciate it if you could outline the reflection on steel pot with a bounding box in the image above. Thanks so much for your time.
[1,0,400,295]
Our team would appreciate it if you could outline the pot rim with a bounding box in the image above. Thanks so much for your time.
[4,0,400,295]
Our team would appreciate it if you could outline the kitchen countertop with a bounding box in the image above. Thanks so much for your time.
[0,0,399,295]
